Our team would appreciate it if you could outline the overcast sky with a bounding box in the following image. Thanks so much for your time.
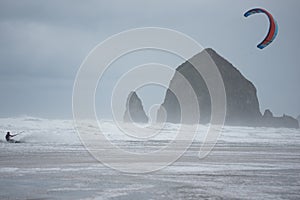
[0,0,299,119]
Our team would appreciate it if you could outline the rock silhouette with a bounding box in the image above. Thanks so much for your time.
[123,91,148,123]
[157,48,298,128]
[262,109,299,128]
[157,48,262,126]
[124,48,298,128]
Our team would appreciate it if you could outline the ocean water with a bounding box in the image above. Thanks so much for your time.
[0,117,300,199]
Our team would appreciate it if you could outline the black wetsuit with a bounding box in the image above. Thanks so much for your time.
[5,133,15,142]
[5,133,10,142]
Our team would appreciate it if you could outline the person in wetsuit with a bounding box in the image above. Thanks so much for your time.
[5,132,18,142]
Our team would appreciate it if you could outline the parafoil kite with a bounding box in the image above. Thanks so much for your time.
[244,8,278,49]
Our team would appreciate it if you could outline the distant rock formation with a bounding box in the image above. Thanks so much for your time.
[296,115,300,127]
[123,91,148,123]
[157,48,262,126]
[263,109,273,118]
[124,48,298,128]
[261,109,299,128]
[156,48,298,128]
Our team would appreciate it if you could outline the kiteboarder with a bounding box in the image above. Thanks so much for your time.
[5,132,18,143]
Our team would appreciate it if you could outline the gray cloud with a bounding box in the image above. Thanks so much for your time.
[0,0,299,118]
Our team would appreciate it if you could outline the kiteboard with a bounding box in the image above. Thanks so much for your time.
[8,140,22,143]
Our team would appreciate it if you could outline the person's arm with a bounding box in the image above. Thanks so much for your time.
[11,134,18,137]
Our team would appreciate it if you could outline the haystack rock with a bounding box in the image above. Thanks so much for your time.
[157,48,262,126]
[123,91,148,123]
[156,48,298,128]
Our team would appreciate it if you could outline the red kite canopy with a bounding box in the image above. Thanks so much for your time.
[244,8,278,49]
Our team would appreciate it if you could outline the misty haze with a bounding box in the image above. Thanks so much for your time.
[0,1,300,200]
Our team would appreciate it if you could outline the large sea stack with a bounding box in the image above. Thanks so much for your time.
[156,48,299,128]
[157,48,262,126]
